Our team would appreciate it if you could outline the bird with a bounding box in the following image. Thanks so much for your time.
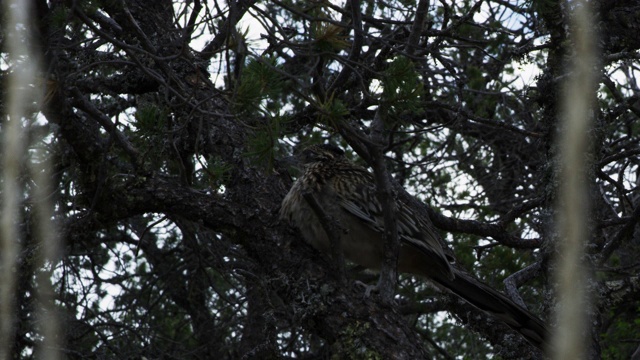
[280,143,548,349]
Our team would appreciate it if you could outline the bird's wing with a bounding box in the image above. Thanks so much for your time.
[332,169,453,277]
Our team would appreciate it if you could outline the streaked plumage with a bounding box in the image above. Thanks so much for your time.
[280,144,548,349]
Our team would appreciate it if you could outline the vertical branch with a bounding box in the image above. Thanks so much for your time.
[31,147,61,360]
[368,106,399,304]
[327,0,362,94]
[2,1,59,359]
[552,1,598,359]
[302,193,347,284]
[405,0,430,56]
[1,0,34,357]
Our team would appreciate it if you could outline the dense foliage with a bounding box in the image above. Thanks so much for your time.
[1,0,639,359]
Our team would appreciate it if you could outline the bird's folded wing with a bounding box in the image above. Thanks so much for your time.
[337,180,452,274]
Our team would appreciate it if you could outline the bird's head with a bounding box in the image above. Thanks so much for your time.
[298,144,345,165]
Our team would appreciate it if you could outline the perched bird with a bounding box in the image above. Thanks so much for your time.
[280,143,548,349]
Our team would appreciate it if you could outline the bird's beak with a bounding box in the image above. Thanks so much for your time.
[280,154,299,167]
[278,154,303,176]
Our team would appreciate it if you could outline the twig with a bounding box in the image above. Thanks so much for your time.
[302,193,347,284]
[503,261,543,309]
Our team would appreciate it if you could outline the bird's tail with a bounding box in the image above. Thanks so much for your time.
[433,271,548,349]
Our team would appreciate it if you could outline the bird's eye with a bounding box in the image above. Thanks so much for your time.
[298,144,343,164]
[302,149,315,159]
[320,144,344,157]
[299,149,322,164]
